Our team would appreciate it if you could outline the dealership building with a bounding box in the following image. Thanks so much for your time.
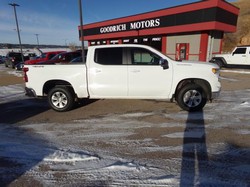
[79,0,239,61]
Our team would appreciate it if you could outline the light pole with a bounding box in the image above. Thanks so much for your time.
[35,34,40,47]
[78,0,85,63]
[9,3,24,63]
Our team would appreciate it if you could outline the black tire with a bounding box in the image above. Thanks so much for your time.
[176,84,207,112]
[48,87,74,112]
[11,63,15,69]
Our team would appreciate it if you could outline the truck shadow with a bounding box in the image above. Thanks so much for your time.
[0,98,49,124]
[179,109,250,186]
[0,98,55,186]
[180,110,208,186]
[74,98,99,110]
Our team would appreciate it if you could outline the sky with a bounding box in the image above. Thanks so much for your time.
[0,0,235,46]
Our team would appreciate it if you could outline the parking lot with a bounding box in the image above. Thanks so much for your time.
[0,64,250,186]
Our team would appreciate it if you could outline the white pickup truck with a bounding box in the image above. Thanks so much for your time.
[24,44,221,112]
[210,46,250,68]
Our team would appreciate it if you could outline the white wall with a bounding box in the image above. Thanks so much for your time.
[166,33,201,61]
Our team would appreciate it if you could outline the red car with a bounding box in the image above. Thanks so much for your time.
[38,51,82,64]
[25,51,65,65]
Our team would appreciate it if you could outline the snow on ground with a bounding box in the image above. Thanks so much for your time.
[0,48,70,56]
[0,84,25,103]
[0,66,250,186]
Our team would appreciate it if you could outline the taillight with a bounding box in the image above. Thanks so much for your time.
[23,67,29,82]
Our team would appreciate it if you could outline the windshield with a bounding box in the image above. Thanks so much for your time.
[40,53,47,58]
[51,53,62,60]
[8,53,21,57]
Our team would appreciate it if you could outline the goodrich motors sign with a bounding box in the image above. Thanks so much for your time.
[82,7,238,37]
[100,18,160,34]
[83,18,161,36]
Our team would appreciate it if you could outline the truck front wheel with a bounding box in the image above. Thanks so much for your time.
[176,84,207,112]
[48,87,74,112]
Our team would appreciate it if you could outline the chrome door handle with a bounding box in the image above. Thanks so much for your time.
[131,69,140,73]
[95,69,102,73]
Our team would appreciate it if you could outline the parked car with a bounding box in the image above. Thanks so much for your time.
[70,56,82,63]
[25,51,65,65]
[5,52,24,68]
[38,51,82,64]
[15,62,24,71]
[25,53,37,60]
[70,49,88,63]
[0,55,6,64]
[210,46,250,68]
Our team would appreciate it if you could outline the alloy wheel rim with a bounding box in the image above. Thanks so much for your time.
[183,90,202,108]
[51,91,68,109]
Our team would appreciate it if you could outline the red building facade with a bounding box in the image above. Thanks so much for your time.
[79,0,239,61]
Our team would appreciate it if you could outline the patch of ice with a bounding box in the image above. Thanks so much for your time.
[221,69,250,74]
[219,76,238,81]
[120,112,154,118]
[103,161,147,171]
[82,132,135,139]
[147,177,179,186]
[8,70,23,77]
[44,149,99,162]
[0,84,25,103]
[236,129,250,135]
[145,146,183,152]
[163,131,205,139]
[240,101,250,107]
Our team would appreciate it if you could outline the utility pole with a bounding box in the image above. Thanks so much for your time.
[78,0,85,63]
[64,39,68,46]
[9,3,24,63]
[35,34,40,47]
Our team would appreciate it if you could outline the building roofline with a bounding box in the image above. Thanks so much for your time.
[83,0,239,29]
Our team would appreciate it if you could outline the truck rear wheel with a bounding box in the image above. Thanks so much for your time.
[176,84,207,111]
[48,87,74,112]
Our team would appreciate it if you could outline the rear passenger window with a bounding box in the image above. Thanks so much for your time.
[95,48,123,65]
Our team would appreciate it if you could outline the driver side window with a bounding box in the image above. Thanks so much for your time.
[131,48,160,65]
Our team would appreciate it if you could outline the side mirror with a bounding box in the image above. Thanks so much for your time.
[160,58,169,70]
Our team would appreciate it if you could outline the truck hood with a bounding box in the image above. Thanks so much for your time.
[178,60,219,68]
[213,54,230,58]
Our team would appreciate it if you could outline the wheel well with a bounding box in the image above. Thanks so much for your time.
[43,80,75,96]
[174,79,212,100]
[213,57,226,66]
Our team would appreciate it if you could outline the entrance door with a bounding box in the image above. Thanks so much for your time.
[176,43,189,61]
